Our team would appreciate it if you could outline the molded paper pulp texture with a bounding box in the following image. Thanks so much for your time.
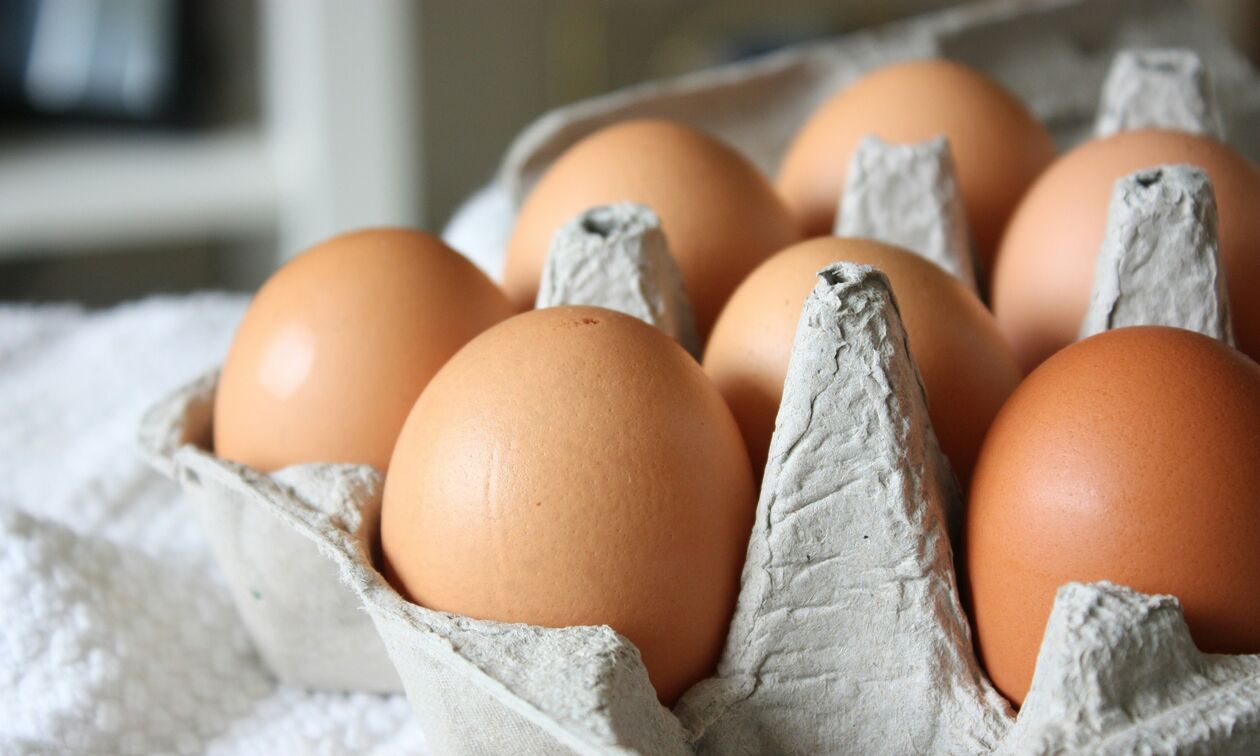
[682,265,1008,754]
[1095,48,1226,139]
[138,379,402,695]
[1080,165,1234,343]
[1001,582,1260,754]
[835,135,976,289]
[536,203,701,358]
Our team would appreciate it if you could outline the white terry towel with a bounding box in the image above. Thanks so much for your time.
[0,294,427,755]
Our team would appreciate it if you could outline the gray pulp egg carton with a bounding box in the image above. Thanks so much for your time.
[139,195,1256,754]
[1078,164,1234,344]
[137,376,402,695]
[137,0,1260,751]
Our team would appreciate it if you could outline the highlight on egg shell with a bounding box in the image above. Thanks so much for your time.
[380,305,757,706]
[502,118,800,338]
[965,326,1260,706]
[214,228,517,472]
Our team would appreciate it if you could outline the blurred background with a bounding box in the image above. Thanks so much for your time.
[2,0,1256,306]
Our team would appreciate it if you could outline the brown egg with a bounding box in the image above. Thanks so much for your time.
[381,305,756,706]
[502,119,799,337]
[966,326,1260,706]
[776,59,1056,283]
[993,129,1260,373]
[214,228,516,472]
[704,237,1020,488]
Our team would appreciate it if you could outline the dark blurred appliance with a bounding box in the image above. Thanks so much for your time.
[0,0,207,127]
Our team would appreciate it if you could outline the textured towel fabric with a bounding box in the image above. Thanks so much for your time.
[0,294,428,755]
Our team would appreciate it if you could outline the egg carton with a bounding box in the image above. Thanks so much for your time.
[137,97,1253,756]
[137,0,1260,751]
[139,244,1254,754]
[137,377,401,695]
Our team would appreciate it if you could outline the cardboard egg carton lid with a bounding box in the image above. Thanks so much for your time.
[495,0,1260,210]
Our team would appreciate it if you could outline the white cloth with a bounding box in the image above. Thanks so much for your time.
[0,294,428,755]
[441,182,514,283]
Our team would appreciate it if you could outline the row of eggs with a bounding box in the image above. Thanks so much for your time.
[211,59,1260,709]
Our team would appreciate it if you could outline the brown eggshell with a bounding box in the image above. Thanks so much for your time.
[502,119,799,337]
[703,237,1020,488]
[992,128,1260,373]
[214,228,516,472]
[966,326,1260,706]
[775,59,1056,283]
[381,305,757,706]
